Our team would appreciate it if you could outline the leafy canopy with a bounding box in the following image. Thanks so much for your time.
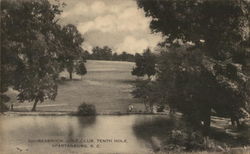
[137,0,250,125]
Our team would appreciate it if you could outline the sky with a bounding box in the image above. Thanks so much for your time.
[56,0,163,54]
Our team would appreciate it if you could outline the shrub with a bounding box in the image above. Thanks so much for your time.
[164,127,223,152]
[0,102,9,112]
[0,95,10,112]
[77,103,96,115]
[60,77,67,81]
[156,104,165,112]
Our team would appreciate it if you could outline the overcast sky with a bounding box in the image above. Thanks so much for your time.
[57,0,163,54]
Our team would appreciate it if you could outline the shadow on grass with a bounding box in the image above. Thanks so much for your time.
[116,79,138,85]
[56,78,82,85]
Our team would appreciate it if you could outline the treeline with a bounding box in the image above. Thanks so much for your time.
[82,46,135,62]
[1,0,87,111]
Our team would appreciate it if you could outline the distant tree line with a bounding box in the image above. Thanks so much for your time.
[82,46,135,62]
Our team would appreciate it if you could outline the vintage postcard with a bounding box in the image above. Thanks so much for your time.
[1,0,250,153]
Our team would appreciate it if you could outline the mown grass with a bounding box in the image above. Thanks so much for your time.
[4,60,145,114]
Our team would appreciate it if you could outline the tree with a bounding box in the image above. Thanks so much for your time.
[131,49,156,79]
[132,53,145,77]
[76,61,87,80]
[132,80,165,112]
[1,0,64,111]
[119,51,135,62]
[143,48,156,79]
[138,0,250,128]
[82,50,91,60]
[91,46,113,60]
[59,24,84,80]
[112,52,119,61]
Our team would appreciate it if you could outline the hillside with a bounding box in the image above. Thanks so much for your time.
[5,60,145,114]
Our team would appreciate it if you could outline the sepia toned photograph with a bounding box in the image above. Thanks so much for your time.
[1,0,250,153]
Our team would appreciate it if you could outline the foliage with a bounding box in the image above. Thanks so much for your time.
[131,48,156,78]
[86,46,135,62]
[137,0,250,127]
[0,94,10,112]
[113,51,135,62]
[82,50,91,60]
[58,24,84,80]
[76,61,87,79]
[132,53,144,77]
[133,115,226,153]
[77,103,96,115]
[164,128,222,152]
[1,0,85,111]
[91,46,113,60]
[1,0,64,111]
[132,80,165,112]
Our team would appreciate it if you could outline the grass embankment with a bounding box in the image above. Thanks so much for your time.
[4,60,146,114]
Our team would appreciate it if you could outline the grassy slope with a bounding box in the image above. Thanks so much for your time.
[5,60,145,113]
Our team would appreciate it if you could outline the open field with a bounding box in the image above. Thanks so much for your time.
[5,60,145,114]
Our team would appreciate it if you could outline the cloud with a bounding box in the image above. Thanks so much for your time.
[78,14,118,34]
[82,42,93,52]
[90,1,106,14]
[61,1,131,19]
[76,7,151,34]
[59,0,163,54]
[116,35,162,54]
[61,2,89,18]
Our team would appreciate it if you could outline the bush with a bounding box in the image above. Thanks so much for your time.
[77,103,96,115]
[164,127,223,152]
[0,94,10,112]
[157,104,165,112]
[0,102,9,112]
[60,77,67,81]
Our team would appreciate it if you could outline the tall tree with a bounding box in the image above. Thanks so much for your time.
[138,0,250,127]
[143,48,156,79]
[1,0,64,111]
[59,24,84,80]
[132,53,145,77]
[132,49,156,79]
[76,61,87,80]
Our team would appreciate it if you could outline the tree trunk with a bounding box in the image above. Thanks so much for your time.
[143,101,149,112]
[31,99,39,111]
[202,108,211,133]
[147,75,151,80]
[150,103,154,113]
[69,72,73,80]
